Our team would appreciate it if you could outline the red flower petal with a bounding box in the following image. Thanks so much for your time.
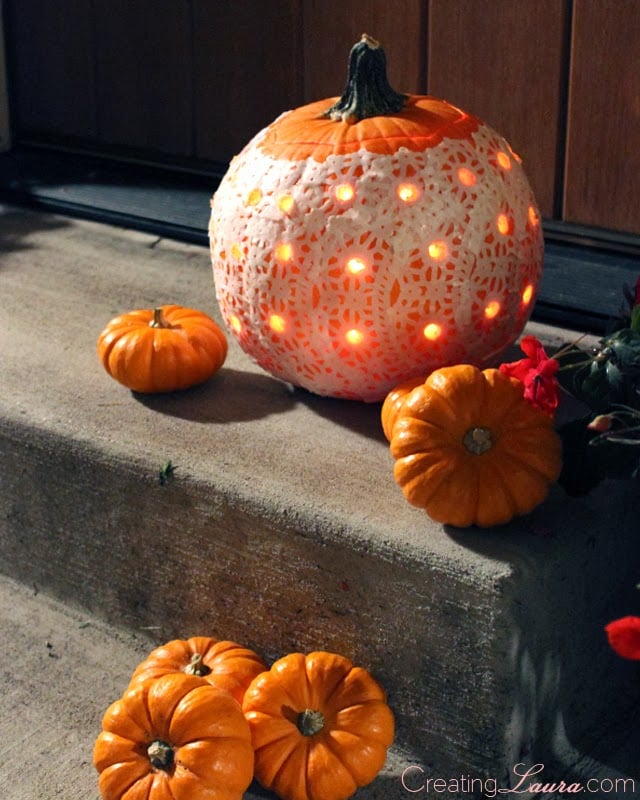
[500,336,560,415]
[605,616,640,660]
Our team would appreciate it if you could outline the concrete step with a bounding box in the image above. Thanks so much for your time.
[2,204,640,798]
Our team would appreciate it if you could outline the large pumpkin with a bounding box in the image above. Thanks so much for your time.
[209,34,543,401]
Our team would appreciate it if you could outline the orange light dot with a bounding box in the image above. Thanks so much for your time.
[497,214,511,235]
[231,243,243,259]
[528,205,540,227]
[346,256,367,275]
[522,284,534,305]
[457,167,477,187]
[230,314,242,333]
[397,183,419,203]
[269,314,286,333]
[497,151,512,170]
[423,322,442,341]
[484,301,501,319]
[345,328,364,345]
[277,194,295,213]
[335,183,355,202]
[428,240,448,261]
[246,188,262,206]
[275,242,293,262]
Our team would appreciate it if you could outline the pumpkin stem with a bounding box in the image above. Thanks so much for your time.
[297,708,325,737]
[325,33,407,123]
[147,739,174,771]
[149,307,174,329]
[184,652,212,677]
[463,426,493,455]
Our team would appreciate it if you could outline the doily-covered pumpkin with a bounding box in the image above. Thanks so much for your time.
[209,35,543,401]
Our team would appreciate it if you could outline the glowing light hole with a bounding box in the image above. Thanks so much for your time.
[484,301,501,319]
[275,242,293,262]
[423,323,442,341]
[428,240,448,261]
[522,284,534,305]
[269,314,286,333]
[335,184,355,202]
[346,257,367,275]
[397,183,419,203]
[277,194,295,213]
[345,329,364,345]
[497,151,512,170]
[497,214,511,235]
[457,167,477,187]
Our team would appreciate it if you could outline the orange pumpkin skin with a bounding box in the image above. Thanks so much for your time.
[128,636,266,705]
[210,37,543,401]
[93,673,254,800]
[389,365,562,528]
[242,650,394,800]
[380,375,425,441]
[97,305,227,393]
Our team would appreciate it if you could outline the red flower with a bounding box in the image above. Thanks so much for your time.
[605,616,640,660]
[499,335,560,415]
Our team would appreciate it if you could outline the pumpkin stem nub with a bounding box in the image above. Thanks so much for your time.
[149,307,174,329]
[463,426,493,455]
[185,652,212,677]
[147,739,174,771]
[325,33,407,124]
[297,708,325,736]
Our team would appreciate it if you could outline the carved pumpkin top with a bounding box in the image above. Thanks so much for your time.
[258,96,481,162]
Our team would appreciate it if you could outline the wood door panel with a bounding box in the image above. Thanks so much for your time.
[564,0,640,234]
[6,0,97,139]
[302,0,426,102]
[92,0,193,156]
[427,0,570,220]
[193,0,303,165]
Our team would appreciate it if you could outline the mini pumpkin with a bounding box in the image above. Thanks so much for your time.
[242,650,394,800]
[97,305,227,393]
[93,672,254,800]
[128,636,266,705]
[380,375,424,441]
[210,34,543,401]
[388,364,562,527]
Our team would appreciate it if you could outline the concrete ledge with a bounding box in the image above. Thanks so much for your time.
[2,204,640,796]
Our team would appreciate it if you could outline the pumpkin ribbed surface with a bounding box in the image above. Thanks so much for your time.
[388,365,562,527]
[242,651,394,800]
[128,636,266,705]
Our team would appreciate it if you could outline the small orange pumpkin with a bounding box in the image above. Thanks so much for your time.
[380,374,424,441]
[97,305,227,393]
[93,672,254,800]
[242,650,394,800]
[387,364,562,527]
[128,636,266,705]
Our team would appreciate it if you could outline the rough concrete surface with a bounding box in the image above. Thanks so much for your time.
[0,573,411,800]
[2,204,640,798]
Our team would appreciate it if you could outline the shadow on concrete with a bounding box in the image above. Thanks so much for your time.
[134,367,296,423]
[294,389,387,443]
[445,491,640,790]
[0,203,72,255]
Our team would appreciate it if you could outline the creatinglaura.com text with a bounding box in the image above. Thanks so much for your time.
[401,763,636,796]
